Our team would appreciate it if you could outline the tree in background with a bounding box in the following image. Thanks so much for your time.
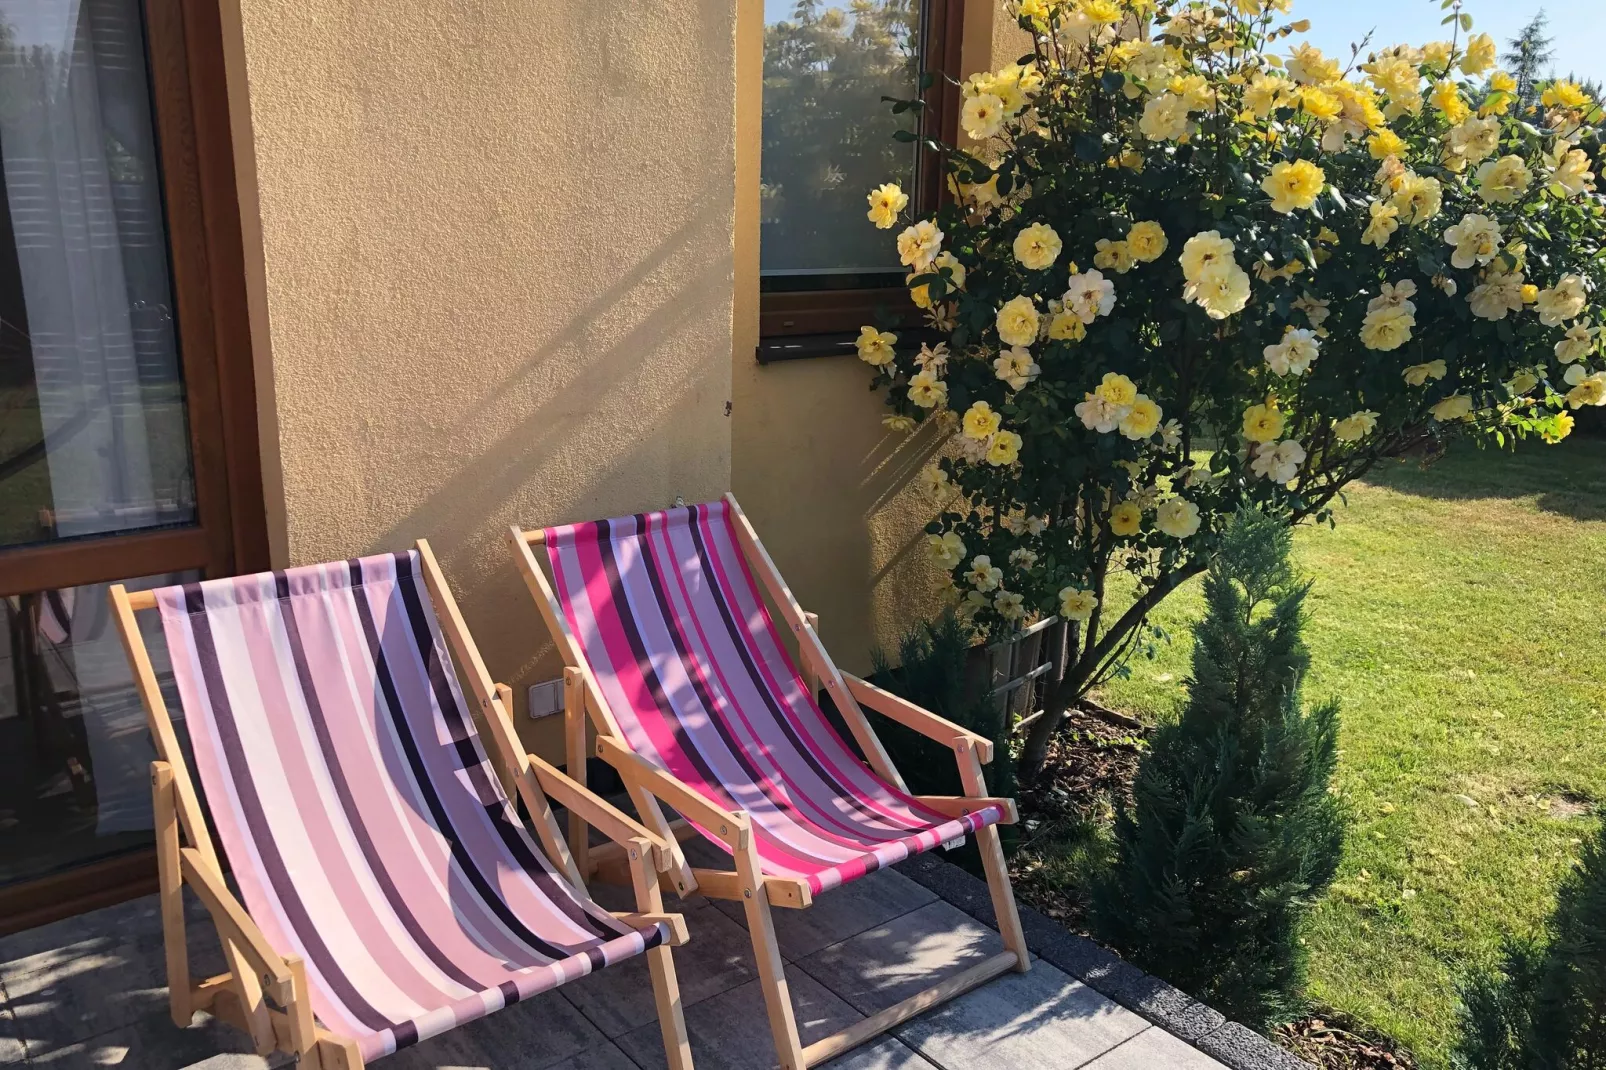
[1456,818,1606,1068]
[1093,508,1343,1029]
[1504,11,1555,111]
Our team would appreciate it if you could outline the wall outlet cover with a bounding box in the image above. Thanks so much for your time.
[527,678,565,719]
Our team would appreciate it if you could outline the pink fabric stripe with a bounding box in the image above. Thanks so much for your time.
[151,553,662,1059]
[543,503,1013,892]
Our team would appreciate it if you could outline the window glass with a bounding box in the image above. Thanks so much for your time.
[0,0,197,549]
[1,570,198,887]
[761,0,923,283]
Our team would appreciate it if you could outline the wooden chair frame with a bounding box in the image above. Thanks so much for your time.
[508,493,1029,1070]
[109,541,694,1069]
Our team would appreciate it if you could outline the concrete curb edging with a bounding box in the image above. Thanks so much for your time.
[892,852,1314,1070]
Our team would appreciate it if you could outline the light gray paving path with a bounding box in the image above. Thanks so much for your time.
[0,866,1226,1069]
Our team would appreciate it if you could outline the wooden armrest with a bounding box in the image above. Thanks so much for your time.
[913,795,1019,824]
[842,673,994,764]
[611,910,691,946]
[526,752,671,871]
[594,736,750,850]
[178,847,293,1004]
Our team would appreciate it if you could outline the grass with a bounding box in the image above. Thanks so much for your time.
[1087,435,1606,1068]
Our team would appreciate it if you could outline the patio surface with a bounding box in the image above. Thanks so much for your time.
[0,841,1226,1070]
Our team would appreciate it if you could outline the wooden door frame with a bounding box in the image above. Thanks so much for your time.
[0,0,265,935]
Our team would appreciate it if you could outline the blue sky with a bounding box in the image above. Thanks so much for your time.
[762,0,1606,83]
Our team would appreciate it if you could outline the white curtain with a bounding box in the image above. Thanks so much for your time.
[0,0,190,835]
[0,0,186,539]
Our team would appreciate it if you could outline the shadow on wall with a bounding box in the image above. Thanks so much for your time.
[732,355,950,676]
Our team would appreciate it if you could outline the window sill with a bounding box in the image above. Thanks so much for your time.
[755,327,947,365]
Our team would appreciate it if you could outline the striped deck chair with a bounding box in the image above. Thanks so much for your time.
[108,544,693,1070]
[508,494,1028,1070]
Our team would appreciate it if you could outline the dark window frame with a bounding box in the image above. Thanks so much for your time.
[0,0,266,934]
[757,0,966,359]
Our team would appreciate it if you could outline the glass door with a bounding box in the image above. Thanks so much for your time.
[0,0,263,931]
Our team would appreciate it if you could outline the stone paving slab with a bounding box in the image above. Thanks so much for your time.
[1,862,1234,1070]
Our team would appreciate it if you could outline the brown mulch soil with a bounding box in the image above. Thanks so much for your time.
[1275,1012,1420,1070]
[1006,707,1420,1070]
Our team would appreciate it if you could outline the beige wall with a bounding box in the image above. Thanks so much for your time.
[224,0,737,756]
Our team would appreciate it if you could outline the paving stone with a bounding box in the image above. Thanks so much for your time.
[817,1036,940,1069]
[30,1012,260,1069]
[795,901,1003,1016]
[894,960,1147,1070]
[1,1002,24,1066]
[712,868,938,960]
[1083,1027,1233,1069]
[561,904,759,1037]
[385,989,610,1070]
[614,965,861,1070]
[1194,1022,1314,1070]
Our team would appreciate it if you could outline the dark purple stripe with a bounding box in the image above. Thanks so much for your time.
[344,560,579,960]
[386,554,624,944]
[182,583,391,1033]
[683,506,919,841]
[633,511,891,850]
[272,572,486,994]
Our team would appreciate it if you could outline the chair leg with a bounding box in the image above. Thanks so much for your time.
[735,840,805,1070]
[629,840,692,1070]
[563,669,590,879]
[285,955,324,1069]
[152,763,191,1027]
[954,740,1030,973]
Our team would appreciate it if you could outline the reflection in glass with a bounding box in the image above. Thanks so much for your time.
[0,0,197,549]
[0,571,196,887]
[761,0,922,280]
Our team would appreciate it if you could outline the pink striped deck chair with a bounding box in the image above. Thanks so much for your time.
[108,543,693,1070]
[509,494,1028,1070]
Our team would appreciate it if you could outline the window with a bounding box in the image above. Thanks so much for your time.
[758,0,964,357]
[0,0,263,933]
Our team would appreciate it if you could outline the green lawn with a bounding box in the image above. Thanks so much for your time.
[1092,436,1606,1067]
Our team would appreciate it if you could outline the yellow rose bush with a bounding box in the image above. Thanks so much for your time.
[856,0,1606,778]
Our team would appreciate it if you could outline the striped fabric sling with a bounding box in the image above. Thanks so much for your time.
[541,499,1004,897]
[154,550,665,1063]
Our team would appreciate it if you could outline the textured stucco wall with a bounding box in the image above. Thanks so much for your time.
[226,0,736,755]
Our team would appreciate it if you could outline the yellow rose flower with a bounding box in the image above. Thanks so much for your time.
[1155,497,1202,538]
[1490,71,1517,94]
[1460,33,1498,76]
[962,400,1002,440]
[1119,395,1163,440]
[986,430,1023,465]
[896,220,944,270]
[1127,221,1169,261]
[929,531,966,569]
[1094,238,1136,274]
[1095,372,1139,407]
[1475,155,1533,205]
[934,251,967,290]
[1521,283,1540,305]
[856,326,898,366]
[1180,230,1237,281]
[1108,500,1143,537]
[1059,586,1098,622]
[1298,86,1342,122]
[1430,80,1470,124]
[883,413,916,432]
[1186,263,1252,319]
[961,93,1005,139]
[996,295,1041,347]
[1403,359,1447,386]
[1333,410,1379,442]
[907,371,948,409]
[1388,172,1444,225]
[1543,82,1590,110]
[1242,401,1285,443]
[1543,411,1576,443]
[1429,394,1472,422]
[1263,159,1326,214]
[1569,375,1606,409]
[866,183,908,229]
[1014,222,1063,271]
[1360,304,1416,351]
[1369,129,1405,160]
[1048,310,1087,341]
[1362,200,1400,248]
